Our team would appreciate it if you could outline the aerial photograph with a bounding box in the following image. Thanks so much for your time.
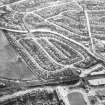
[0,0,105,105]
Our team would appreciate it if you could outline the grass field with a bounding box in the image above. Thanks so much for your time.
[67,92,87,105]
[0,31,36,81]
